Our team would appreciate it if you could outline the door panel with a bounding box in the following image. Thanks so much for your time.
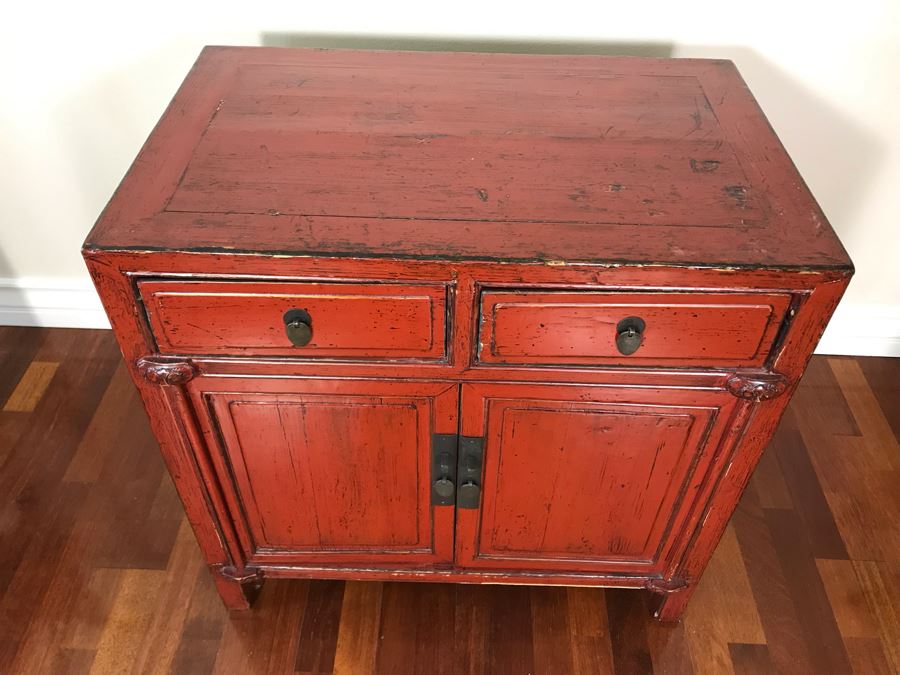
[190,378,458,567]
[224,399,420,548]
[457,382,738,576]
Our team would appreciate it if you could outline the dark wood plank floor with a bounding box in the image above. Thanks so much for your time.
[0,327,897,674]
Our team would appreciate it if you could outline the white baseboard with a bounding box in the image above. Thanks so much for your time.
[0,277,897,356]
[0,277,110,329]
[815,303,900,357]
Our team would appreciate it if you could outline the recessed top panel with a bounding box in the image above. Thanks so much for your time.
[86,47,851,269]
[168,65,758,228]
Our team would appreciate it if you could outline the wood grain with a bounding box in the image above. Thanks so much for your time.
[479,290,790,368]
[0,327,47,408]
[84,47,851,269]
[193,380,458,568]
[332,581,382,675]
[457,380,739,578]
[140,279,448,360]
[3,361,58,412]
[567,586,615,674]
[2,329,894,673]
[0,344,900,664]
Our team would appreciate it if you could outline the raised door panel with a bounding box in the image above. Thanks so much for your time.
[456,382,739,576]
[190,378,458,567]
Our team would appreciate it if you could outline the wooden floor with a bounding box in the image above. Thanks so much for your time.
[0,328,897,675]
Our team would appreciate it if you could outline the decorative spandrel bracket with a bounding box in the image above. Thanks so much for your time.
[645,577,689,595]
[726,370,789,402]
[219,564,264,584]
[136,356,197,386]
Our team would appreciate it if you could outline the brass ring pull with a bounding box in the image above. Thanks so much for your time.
[433,451,455,499]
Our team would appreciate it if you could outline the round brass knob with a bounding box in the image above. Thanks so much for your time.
[283,309,313,347]
[615,316,645,355]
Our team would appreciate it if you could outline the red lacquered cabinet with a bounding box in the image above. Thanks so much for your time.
[83,46,852,621]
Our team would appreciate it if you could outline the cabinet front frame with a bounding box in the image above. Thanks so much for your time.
[83,249,849,617]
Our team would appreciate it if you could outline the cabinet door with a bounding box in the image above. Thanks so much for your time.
[456,382,739,577]
[190,378,458,567]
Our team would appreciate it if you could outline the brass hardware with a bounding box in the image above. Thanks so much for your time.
[458,482,480,507]
[283,309,313,347]
[457,436,484,509]
[431,434,458,505]
[615,316,645,355]
[433,476,455,500]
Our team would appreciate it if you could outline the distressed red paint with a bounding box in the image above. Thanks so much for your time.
[83,46,852,621]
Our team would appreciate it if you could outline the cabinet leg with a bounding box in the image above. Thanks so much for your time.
[211,565,264,610]
[647,580,695,623]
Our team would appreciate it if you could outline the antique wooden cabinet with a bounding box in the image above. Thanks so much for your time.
[83,47,852,621]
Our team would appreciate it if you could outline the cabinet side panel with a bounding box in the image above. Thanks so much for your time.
[83,253,240,569]
[652,276,852,620]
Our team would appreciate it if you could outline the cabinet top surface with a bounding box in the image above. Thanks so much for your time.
[85,46,851,270]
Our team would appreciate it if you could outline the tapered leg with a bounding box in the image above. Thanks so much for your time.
[211,565,264,610]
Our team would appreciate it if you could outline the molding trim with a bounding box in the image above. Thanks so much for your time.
[1,277,898,357]
[0,276,110,329]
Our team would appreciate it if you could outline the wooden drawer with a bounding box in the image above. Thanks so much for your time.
[139,280,448,360]
[478,290,791,368]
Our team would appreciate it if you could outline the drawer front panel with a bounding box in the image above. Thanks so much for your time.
[140,280,448,360]
[479,290,791,367]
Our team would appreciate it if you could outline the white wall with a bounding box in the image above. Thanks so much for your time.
[1,2,898,353]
